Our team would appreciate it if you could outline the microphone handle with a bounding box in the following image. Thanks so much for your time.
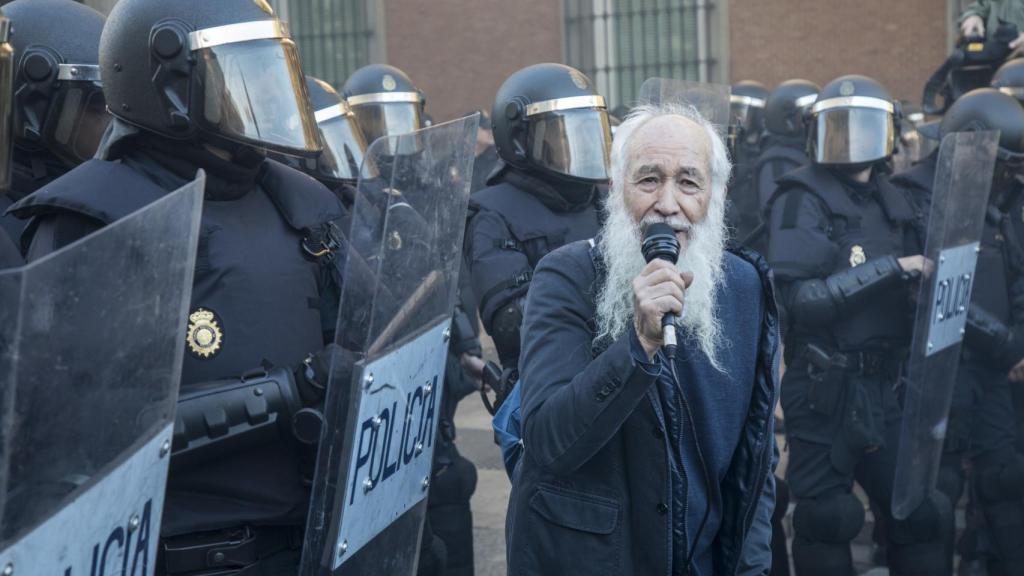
[662,313,678,357]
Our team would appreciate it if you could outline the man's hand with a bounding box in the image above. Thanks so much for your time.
[632,259,693,359]
[1009,358,1024,382]
[898,254,933,278]
[962,14,985,38]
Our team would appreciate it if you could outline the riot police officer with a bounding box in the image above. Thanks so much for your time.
[9,0,348,572]
[895,88,1024,575]
[765,75,951,576]
[727,79,769,241]
[0,0,109,250]
[753,79,818,217]
[465,62,608,381]
[992,57,1024,104]
[341,62,481,576]
[343,63,425,153]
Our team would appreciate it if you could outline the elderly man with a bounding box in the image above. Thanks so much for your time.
[505,102,779,576]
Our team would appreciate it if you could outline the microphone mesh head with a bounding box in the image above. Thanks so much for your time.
[641,222,680,264]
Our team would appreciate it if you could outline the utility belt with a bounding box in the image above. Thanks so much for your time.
[159,525,303,576]
[798,343,905,382]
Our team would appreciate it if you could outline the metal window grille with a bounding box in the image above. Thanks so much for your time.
[268,0,380,88]
[563,0,718,110]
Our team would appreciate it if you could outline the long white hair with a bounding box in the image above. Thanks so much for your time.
[594,102,732,370]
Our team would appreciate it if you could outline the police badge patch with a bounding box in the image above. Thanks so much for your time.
[382,74,397,91]
[187,308,223,359]
[849,245,867,267]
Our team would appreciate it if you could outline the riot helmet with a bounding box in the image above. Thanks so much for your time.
[342,64,423,149]
[940,87,1024,191]
[5,0,109,166]
[99,0,320,156]
[295,76,369,185]
[0,9,12,192]
[764,79,819,138]
[492,63,611,183]
[991,58,1024,104]
[729,80,768,139]
[809,75,896,166]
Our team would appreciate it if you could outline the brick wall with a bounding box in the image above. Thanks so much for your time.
[728,0,949,105]
[383,0,563,122]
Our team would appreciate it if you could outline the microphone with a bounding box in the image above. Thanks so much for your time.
[641,222,682,359]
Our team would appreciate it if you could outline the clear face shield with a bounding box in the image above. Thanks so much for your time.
[524,95,611,182]
[310,101,372,183]
[189,21,321,156]
[45,64,110,164]
[729,94,766,140]
[811,97,895,165]
[348,92,423,154]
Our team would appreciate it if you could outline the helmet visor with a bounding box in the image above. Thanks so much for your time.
[350,100,421,149]
[813,107,894,165]
[196,38,320,155]
[526,108,611,181]
[729,95,765,132]
[46,82,111,163]
[316,107,370,182]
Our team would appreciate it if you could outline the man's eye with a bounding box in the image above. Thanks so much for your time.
[639,176,659,185]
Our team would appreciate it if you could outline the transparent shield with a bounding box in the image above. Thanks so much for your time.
[638,78,731,130]
[300,113,479,576]
[0,32,12,192]
[892,131,999,520]
[0,174,203,572]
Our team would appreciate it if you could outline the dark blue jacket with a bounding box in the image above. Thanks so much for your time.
[506,239,780,576]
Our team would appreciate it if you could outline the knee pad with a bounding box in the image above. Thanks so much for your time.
[977,456,1024,504]
[793,494,865,544]
[888,491,953,545]
[887,493,954,576]
[429,453,478,507]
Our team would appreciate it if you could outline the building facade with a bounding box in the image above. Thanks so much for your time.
[76,0,963,123]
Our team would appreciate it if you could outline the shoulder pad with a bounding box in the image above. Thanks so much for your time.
[773,164,860,220]
[469,182,531,213]
[757,145,809,167]
[260,159,346,231]
[890,161,936,194]
[876,176,916,223]
[7,159,167,225]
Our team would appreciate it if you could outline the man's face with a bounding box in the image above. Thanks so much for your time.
[622,115,712,251]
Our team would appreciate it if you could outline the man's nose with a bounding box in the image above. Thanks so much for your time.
[653,185,681,216]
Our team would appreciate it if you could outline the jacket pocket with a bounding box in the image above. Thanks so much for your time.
[806,364,843,417]
[523,484,621,575]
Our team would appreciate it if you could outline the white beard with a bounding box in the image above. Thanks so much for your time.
[594,192,728,370]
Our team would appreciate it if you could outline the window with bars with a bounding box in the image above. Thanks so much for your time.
[268,0,381,89]
[563,0,718,110]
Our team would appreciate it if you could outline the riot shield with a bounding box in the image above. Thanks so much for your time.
[300,113,479,576]
[0,174,203,574]
[0,11,12,193]
[892,131,999,519]
[638,77,731,129]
